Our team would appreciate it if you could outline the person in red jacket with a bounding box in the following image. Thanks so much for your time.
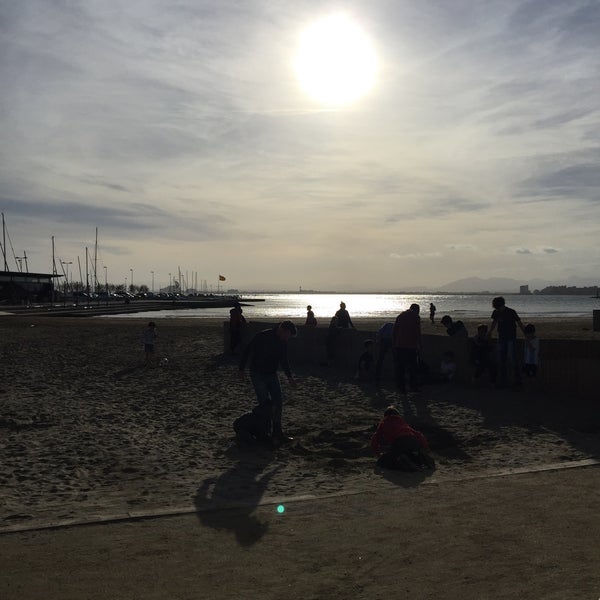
[371,406,435,471]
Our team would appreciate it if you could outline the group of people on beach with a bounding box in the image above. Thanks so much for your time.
[229,296,539,471]
[437,297,540,386]
[360,296,539,391]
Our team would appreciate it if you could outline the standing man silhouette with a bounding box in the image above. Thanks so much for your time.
[393,304,421,395]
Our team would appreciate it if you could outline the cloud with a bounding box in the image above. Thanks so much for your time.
[1,0,599,289]
[390,252,443,260]
[0,195,231,240]
[446,244,476,251]
[517,149,600,206]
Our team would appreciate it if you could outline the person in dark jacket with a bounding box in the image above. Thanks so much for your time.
[471,323,496,383]
[440,315,468,338]
[238,321,297,446]
[233,404,273,446]
[356,339,375,380]
[429,303,436,324]
[305,305,317,327]
[392,303,421,394]
[489,296,526,387]
[375,321,394,386]
[229,303,247,355]
[371,406,435,471]
[335,301,354,329]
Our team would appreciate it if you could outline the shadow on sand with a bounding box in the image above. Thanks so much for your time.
[194,445,281,547]
[113,363,147,378]
[375,465,431,487]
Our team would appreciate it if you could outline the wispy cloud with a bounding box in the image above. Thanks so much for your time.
[1,0,599,289]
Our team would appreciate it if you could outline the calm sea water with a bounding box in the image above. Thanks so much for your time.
[103,293,600,321]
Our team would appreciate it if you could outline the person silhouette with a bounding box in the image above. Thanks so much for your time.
[305,305,317,327]
[335,301,354,329]
[238,321,298,447]
[429,303,436,324]
[393,304,421,395]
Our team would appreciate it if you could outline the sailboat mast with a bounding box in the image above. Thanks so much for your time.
[85,247,90,295]
[94,227,98,295]
[52,236,57,275]
[2,213,7,271]
[77,255,83,291]
[51,237,57,301]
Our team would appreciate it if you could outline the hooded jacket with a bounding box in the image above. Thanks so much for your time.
[370,414,429,453]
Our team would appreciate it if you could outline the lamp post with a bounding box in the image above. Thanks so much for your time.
[61,261,72,291]
[151,270,154,294]
[60,260,72,305]
[130,268,133,294]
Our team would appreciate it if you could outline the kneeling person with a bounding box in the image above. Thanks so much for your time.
[371,406,435,471]
[233,404,273,446]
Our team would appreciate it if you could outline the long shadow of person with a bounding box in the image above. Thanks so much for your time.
[395,389,472,464]
[194,447,282,547]
[399,391,433,422]
[113,364,146,378]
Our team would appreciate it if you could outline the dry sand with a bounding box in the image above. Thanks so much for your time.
[0,316,598,599]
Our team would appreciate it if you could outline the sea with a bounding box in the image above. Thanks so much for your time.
[102,293,600,322]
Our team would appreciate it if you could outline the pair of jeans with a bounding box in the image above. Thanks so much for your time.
[394,348,419,393]
[497,339,521,385]
[250,371,283,436]
[377,436,424,470]
[375,339,393,383]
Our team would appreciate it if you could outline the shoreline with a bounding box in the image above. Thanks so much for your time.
[1,313,598,339]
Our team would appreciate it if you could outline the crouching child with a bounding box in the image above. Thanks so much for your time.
[233,404,273,447]
[370,406,435,471]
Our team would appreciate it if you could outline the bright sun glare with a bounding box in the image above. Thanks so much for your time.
[294,14,377,106]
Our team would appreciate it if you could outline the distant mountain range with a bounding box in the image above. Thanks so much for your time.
[432,276,598,294]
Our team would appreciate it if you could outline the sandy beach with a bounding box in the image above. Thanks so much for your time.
[0,315,598,598]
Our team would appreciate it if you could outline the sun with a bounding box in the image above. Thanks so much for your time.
[294,14,377,106]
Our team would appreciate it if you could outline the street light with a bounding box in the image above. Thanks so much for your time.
[60,260,73,305]
[61,261,73,291]
[151,270,154,293]
[130,268,133,293]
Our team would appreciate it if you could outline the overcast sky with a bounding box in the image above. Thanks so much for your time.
[1,0,599,291]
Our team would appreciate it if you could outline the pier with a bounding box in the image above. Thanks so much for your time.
[0,297,263,318]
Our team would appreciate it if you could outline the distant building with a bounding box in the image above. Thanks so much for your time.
[0,270,61,303]
[519,285,531,295]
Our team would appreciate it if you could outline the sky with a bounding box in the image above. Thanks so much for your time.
[1,0,599,292]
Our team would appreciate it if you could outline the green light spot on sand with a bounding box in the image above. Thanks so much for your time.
[277,504,285,514]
